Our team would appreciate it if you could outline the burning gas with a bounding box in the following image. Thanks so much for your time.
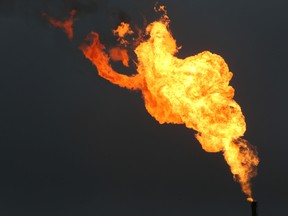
[44,10,77,40]
[113,22,134,46]
[50,5,259,201]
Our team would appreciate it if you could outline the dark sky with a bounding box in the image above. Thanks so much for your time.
[1,0,288,215]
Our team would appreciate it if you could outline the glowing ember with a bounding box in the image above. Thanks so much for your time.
[80,6,259,201]
[44,10,77,40]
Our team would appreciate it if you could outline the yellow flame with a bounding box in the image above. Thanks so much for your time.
[81,6,259,201]
[247,197,254,202]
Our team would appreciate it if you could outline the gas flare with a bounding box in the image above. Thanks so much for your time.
[80,6,259,201]
[44,9,77,40]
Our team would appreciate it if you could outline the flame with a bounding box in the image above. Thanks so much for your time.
[80,6,259,201]
[109,47,130,67]
[247,197,254,202]
[81,32,142,90]
[113,22,134,38]
[44,10,77,40]
[113,22,134,46]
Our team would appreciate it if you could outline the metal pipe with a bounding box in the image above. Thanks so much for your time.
[251,201,258,216]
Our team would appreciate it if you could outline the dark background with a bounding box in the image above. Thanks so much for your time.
[1,0,287,215]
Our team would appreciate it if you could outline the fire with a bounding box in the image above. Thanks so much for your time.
[80,6,259,201]
[109,47,130,67]
[44,10,77,40]
[113,22,133,38]
[113,22,134,46]
[81,32,142,90]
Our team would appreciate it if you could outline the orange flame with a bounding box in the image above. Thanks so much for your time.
[80,6,259,201]
[109,47,130,67]
[44,10,77,40]
[113,22,134,46]
[113,22,134,38]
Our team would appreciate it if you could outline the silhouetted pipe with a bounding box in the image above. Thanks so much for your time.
[251,201,257,216]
